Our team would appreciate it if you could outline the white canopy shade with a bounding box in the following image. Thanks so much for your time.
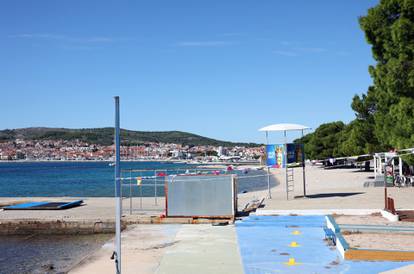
[259,123,310,132]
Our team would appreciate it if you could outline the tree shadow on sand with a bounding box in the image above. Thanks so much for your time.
[294,192,365,199]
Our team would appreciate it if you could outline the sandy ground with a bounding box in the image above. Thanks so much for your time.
[343,232,414,251]
[0,197,165,222]
[334,215,414,264]
[238,165,414,210]
[70,224,180,274]
[335,215,414,227]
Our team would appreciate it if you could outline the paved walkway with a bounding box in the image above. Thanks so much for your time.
[70,224,244,274]
[156,224,243,274]
[70,215,414,274]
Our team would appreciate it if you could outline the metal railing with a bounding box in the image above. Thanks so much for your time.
[120,169,166,214]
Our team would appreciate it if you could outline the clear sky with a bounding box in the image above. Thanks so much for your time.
[0,0,378,143]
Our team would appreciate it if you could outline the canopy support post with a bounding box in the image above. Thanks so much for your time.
[266,131,272,199]
[301,129,307,198]
[284,130,289,200]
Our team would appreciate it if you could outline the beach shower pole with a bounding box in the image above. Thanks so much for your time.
[114,96,122,274]
[266,131,272,199]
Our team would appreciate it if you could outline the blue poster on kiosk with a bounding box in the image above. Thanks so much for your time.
[286,143,304,164]
[266,145,276,167]
[266,144,285,168]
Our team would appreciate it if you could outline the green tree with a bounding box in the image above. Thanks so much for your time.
[358,0,414,149]
[296,121,346,160]
[340,86,383,155]
[297,0,414,160]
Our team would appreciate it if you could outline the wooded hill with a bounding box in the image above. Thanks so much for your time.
[0,127,259,147]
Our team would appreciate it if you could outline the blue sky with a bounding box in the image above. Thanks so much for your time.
[0,0,378,143]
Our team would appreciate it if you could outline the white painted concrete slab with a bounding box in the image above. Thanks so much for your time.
[156,224,243,274]
[255,208,382,216]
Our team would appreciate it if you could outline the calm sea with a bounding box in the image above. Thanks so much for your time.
[0,161,272,197]
[0,233,113,274]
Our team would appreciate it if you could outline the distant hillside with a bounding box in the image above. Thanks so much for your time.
[0,127,259,147]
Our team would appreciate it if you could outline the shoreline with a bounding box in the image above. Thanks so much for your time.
[0,159,188,163]
[0,159,261,165]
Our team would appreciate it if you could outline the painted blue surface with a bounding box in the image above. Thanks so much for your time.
[4,201,49,209]
[236,215,413,274]
[58,200,83,209]
[4,200,83,210]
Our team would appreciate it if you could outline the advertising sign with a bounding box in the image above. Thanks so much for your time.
[386,165,394,185]
[266,144,285,168]
[286,143,305,164]
[267,143,304,168]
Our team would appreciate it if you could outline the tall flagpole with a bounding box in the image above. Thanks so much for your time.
[114,96,122,274]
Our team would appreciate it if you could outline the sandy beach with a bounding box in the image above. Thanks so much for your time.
[239,165,414,210]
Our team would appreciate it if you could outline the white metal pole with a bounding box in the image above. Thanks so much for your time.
[114,96,122,274]
[301,129,306,197]
[266,131,272,199]
[129,169,132,215]
[379,155,382,175]
[284,130,288,200]
[155,171,158,205]
[392,157,396,175]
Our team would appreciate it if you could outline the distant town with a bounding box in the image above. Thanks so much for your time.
[0,139,263,162]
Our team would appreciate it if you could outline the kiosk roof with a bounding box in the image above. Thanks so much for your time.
[259,123,310,132]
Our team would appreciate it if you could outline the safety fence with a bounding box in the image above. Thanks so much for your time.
[166,174,236,217]
[119,167,274,215]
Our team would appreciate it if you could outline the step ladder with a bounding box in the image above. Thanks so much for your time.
[286,167,295,200]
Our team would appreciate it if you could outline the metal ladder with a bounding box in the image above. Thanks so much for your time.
[286,167,295,200]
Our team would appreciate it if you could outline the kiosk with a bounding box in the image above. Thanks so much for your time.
[259,123,310,200]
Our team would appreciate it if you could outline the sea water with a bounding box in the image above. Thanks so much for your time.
[0,161,273,197]
[0,233,113,274]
